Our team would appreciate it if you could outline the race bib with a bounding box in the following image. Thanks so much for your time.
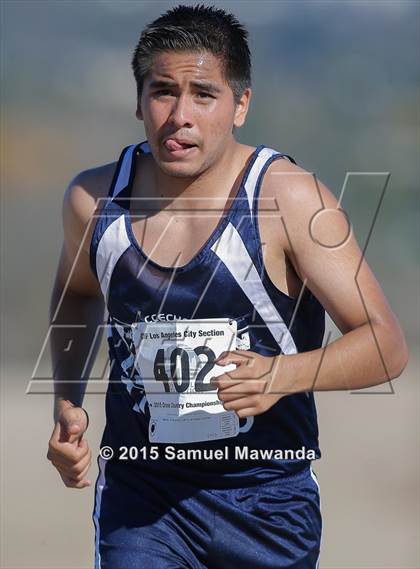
[132,319,240,444]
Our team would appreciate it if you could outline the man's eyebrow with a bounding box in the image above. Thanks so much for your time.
[149,80,177,89]
[190,81,222,94]
[148,79,222,94]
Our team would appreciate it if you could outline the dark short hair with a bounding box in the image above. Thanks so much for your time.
[131,4,251,104]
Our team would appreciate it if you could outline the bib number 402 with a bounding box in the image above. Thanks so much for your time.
[153,346,216,393]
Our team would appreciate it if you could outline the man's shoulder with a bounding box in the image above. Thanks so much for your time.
[261,152,330,215]
[263,151,313,190]
[260,151,344,252]
[62,161,119,246]
[70,161,119,201]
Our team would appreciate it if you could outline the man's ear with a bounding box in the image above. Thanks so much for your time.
[233,87,252,128]
[136,100,143,121]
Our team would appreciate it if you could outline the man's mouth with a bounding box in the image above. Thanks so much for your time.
[163,138,198,154]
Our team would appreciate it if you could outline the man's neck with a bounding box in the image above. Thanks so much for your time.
[151,139,244,202]
[131,139,256,215]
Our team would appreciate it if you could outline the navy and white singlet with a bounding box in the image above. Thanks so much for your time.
[90,142,324,569]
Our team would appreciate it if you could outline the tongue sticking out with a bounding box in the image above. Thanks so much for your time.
[165,139,193,151]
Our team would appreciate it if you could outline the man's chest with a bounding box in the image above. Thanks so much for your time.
[130,211,222,268]
[130,206,302,300]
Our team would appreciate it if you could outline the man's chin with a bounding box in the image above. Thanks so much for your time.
[157,160,203,179]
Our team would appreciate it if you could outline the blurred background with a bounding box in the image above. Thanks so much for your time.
[1,1,419,567]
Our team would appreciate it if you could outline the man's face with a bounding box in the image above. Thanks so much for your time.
[137,50,250,178]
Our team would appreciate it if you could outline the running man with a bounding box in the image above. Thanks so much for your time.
[47,5,408,568]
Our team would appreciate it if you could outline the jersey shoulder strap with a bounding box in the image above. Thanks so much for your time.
[243,146,297,221]
[89,142,143,285]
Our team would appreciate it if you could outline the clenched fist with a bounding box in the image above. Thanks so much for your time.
[47,404,92,489]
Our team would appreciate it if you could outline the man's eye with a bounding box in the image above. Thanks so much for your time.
[155,90,173,97]
[196,92,213,99]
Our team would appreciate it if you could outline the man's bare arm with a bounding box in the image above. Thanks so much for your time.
[50,249,105,422]
[50,170,108,421]
[47,165,114,488]
[272,163,409,393]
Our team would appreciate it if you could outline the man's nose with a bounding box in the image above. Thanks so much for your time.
[168,94,194,129]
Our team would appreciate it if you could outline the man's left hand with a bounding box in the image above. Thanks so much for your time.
[210,350,288,418]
